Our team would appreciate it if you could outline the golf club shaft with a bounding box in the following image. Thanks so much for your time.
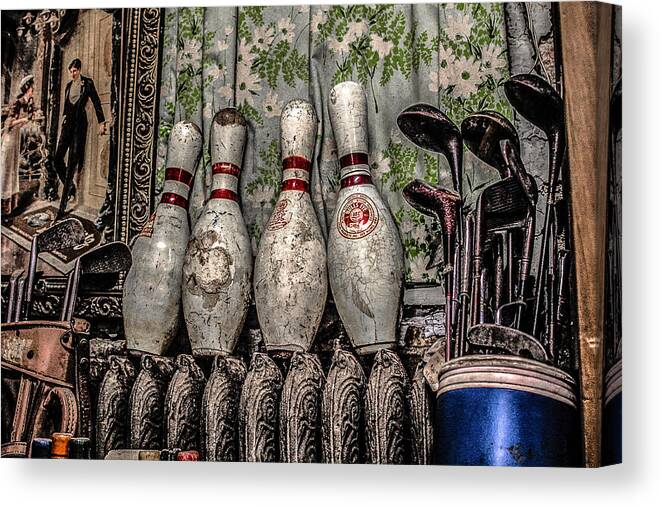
[532,129,565,338]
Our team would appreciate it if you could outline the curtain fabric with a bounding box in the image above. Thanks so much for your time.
[155,3,516,284]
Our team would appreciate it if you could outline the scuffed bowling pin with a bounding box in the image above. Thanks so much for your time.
[327,82,404,354]
[254,100,328,352]
[182,108,252,356]
[123,121,203,355]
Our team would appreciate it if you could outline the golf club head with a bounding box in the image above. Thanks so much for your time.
[479,177,530,231]
[461,111,520,179]
[403,179,461,271]
[403,179,461,233]
[78,241,133,276]
[500,139,538,207]
[466,323,549,362]
[397,103,463,195]
[503,74,564,137]
[36,217,87,253]
[61,242,133,321]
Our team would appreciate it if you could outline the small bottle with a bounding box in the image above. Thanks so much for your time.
[30,438,52,459]
[68,437,91,459]
[137,450,162,461]
[160,448,180,461]
[176,450,199,461]
[51,432,73,459]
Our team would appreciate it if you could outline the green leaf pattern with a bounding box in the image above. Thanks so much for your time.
[156,3,512,284]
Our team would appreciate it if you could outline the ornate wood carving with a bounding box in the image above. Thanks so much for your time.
[165,354,205,451]
[96,356,136,459]
[129,354,174,450]
[280,352,324,463]
[114,8,164,244]
[365,349,410,465]
[239,353,282,462]
[321,349,366,464]
[201,355,246,462]
[409,363,433,465]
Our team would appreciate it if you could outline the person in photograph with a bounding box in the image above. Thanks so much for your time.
[1,74,35,217]
[53,58,106,218]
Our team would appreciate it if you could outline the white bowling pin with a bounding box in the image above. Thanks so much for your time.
[327,82,404,354]
[123,121,203,356]
[254,100,328,353]
[182,108,252,357]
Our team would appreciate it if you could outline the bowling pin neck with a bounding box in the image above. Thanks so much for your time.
[159,166,195,210]
[339,151,373,188]
[209,161,241,202]
[281,156,311,193]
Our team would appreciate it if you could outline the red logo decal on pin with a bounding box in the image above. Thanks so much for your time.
[267,198,292,231]
[138,212,156,238]
[337,193,379,239]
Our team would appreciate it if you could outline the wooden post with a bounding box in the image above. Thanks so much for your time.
[558,2,613,467]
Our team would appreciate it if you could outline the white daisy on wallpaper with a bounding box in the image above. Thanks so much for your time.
[328,36,350,56]
[311,9,326,33]
[480,43,507,79]
[445,11,473,40]
[236,61,261,105]
[370,33,394,58]
[371,151,389,181]
[346,20,368,42]
[451,56,483,99]
[208,65,223,82]
[253,25,275,51]
[263,90,283,118]
[277,18,296,44]
[218,84,233,100]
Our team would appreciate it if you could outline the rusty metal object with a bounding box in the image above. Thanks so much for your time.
[129,354,175,450]
[466,324,549,362]
[239,352,282,462]
[409,364,433,465]
[365,350,410,464]
[96,356,136,459]
[165,354,205,451]
[1,320,77,387]
[22,218,87,320]
[321,349,366,464]
[280,352,324,463]
[201,355,246,462]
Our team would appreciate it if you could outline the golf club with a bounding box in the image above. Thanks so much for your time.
[504,73,565,340]
[403,179,461,361]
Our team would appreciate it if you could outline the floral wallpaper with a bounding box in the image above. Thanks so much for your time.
[155,3,514,284]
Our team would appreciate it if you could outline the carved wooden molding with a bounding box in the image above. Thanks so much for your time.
[365,350,410,464]
[321,349,366,464]
[129,354,175,450]
[96,356,136,459]
[409,363,433,465]
[280,352,324,463]
[201,355,246,462]
[114,8,164,245]
[239,353,283,462]
[165,354,205,451]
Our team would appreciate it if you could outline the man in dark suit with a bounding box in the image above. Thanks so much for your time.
[54,58,106,218]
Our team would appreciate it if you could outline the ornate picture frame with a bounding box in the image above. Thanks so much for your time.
[1,8,164,321]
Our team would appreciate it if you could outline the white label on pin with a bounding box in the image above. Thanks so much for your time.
[337,193,379,240]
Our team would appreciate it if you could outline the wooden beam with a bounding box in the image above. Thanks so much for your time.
[558,2,613,467]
